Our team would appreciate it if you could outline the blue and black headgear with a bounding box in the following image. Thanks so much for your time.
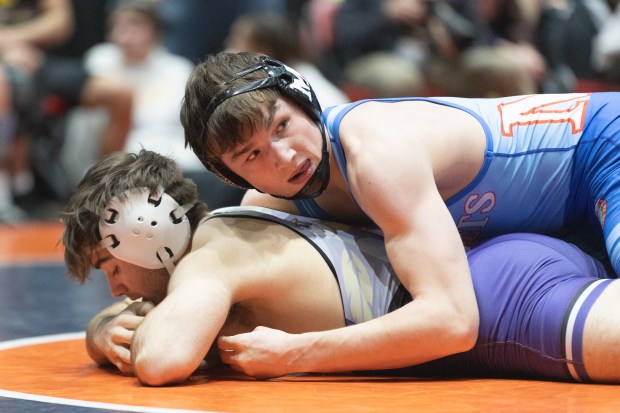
[202,56,330,199]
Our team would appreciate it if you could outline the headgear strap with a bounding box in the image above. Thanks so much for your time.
[201,56,330,199]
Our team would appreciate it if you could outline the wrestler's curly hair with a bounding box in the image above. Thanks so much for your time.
[61,150,209,283]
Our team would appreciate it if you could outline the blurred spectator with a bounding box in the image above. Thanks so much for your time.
[0,0,133,210]
[296,0,344,85]
[470,0,547,92]
[592,0,620,83]
[225,11,350,108]
[429,0,544,96]
[42,0,133,157]
[0,0,76,219]
[331,0,541,98]
[63,0,244,209]
[0,64,28,222]
[537,0,620,92]
[332,0,489,97]
[159,0,286,64]
[533,0,575,92]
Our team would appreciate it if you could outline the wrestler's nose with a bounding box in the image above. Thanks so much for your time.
[106,275,128,298]
[270,140,294,169]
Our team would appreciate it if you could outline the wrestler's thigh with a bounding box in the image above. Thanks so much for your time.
[583,280,620,382]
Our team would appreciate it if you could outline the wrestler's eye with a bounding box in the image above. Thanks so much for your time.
[246,149,260,162]
[276,119,288,133]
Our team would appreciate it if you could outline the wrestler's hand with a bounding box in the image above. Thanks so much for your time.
[87,301,155,374]
[217,326,299,379]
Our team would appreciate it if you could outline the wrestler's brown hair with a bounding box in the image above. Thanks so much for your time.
[61,150,209,282]
[180,51,280,168]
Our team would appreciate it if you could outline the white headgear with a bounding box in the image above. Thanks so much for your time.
[98,188,193,274]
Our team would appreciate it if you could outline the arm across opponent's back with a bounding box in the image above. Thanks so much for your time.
[219,104,480,377]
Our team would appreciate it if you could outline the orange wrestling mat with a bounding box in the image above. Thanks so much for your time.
[1,333,620,413]
[0,222,64,264]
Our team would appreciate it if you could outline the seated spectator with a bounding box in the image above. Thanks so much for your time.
[63,0,244,208]
[0,64,27,222]
[332,0,540,98]
[470,0,547,91]
[537,0,620,92]
[159,0,286,64]
[0,0,133,206]
[225,11,350,108]
[590,0,620,85]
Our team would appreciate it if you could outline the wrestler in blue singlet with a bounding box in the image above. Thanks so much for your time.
[213,206,612,382]
[295,93,620,274]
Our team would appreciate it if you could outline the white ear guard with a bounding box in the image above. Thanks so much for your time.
[98,188,193,275]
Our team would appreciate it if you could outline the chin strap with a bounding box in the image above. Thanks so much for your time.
[200,56,327,197]
[271,124,330,200]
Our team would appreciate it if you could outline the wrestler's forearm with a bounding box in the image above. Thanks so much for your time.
[296,299,476,373]
[217,293,478,379]
[131,280,231,386]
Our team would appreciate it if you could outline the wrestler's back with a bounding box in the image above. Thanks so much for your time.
[337,99,487,202]
[193,212,347,335]
[324,94,599,243]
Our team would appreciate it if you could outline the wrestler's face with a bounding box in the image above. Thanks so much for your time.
[220,97,324,198]
[91,249,169,304]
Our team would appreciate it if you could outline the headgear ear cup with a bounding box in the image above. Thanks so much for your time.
[98,188,193,274]
[201,57,330,198]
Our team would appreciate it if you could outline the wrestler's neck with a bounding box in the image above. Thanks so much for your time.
[314,151,367,223]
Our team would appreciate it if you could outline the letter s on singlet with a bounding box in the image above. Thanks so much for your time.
[464,192,495,215]
[457,192,496,245]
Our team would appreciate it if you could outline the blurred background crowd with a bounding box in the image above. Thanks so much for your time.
[0,0,619,224]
